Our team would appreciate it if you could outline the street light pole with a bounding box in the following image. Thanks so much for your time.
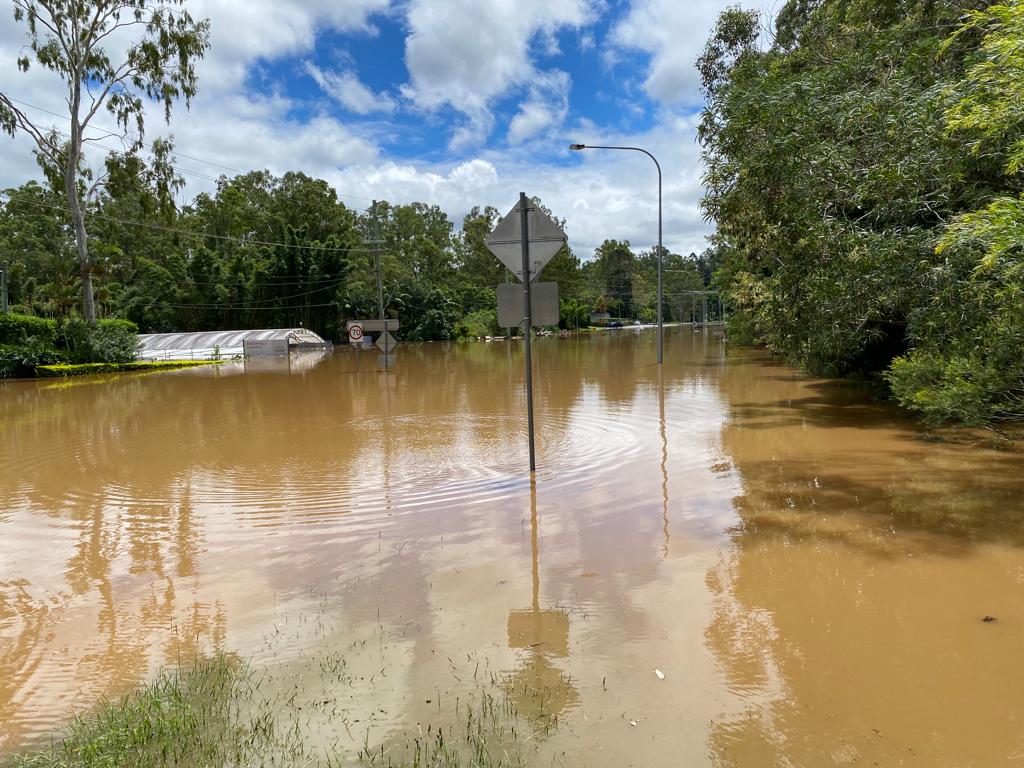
[569,143,663,365]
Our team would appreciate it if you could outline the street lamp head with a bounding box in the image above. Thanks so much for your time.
[568,143,586,151]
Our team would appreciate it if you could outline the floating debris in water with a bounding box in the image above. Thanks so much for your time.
[982,616,998,623]
[654,669,665,680]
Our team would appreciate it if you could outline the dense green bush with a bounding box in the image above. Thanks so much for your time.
[407,289,462,341]
[89,320,141,363]
[0,312,57,346]
[459,308,500,338]
[59,316,140,363]
[0,313,140,376]
[0,338,63,379]
[559,298,589,331]
[888,351,1024,428]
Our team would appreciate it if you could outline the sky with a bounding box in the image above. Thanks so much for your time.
[0,0,773,259]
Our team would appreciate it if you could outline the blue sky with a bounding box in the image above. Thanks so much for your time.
[0,0,773,257]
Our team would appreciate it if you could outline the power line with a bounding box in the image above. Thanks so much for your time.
[134,299,342,310]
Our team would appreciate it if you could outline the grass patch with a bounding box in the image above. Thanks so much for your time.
[358,690,536,768]
[4,655,271,768]
[6,652,553,768]
[35,361,217,378]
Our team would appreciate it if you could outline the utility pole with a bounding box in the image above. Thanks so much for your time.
[0,261,7,314]
[372,201,385,321]
[369,200,390,370]
[519,192,536,473]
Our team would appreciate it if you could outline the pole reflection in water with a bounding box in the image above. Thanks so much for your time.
[659,366,669,559]
[505,477,577,729]
[1,328,1024,766]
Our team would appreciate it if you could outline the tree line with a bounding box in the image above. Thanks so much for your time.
[700,0,1024,427]
[0,169,710,343]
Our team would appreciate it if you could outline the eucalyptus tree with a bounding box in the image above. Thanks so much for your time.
[0,0,210,322]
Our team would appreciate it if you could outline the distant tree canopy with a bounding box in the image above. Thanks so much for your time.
[700,0,1024,426]
[0,168,710,345]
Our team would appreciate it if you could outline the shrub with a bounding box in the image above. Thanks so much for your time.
[59,316,140,363]
[98,317,139,334]
[88,322,141,363]
[408,289,462,342]
[0,312,57,346]
[0,338,63,379]
[459,309,500,338]
[886,351,1023,427]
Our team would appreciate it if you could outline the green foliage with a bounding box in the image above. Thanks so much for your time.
[0,311,56,345]
[559,297,589,330]
[459,308,500,338]
[700,0,1024,424]
[59,316,140,363]
[942,2,1024,176]
[897,1,1024,426]
[937,194,1024,269]
[0,337,62,379]
[887,351,1023,427]
[408,289,462,341]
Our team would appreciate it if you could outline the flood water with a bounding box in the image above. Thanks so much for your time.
[2,327,1024,766]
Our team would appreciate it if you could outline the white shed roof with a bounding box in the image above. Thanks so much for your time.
[137,328,328,360]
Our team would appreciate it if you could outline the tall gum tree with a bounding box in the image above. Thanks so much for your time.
[0,0,210,322]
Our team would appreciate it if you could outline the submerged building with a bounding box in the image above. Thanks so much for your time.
[137,328,330,361]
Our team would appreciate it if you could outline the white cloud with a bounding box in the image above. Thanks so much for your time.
[611,0,774,105]
[507,70,570,145]
[304,63,397,115]
[402,0,596,146]
[189,0,391,93]
[325,115,712,258]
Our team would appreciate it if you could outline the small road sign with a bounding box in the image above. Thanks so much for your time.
[497,282,559,328]
[486,200,566,282]
[353,319,400,332]
[376,330,397,353]
[347,323,364,343]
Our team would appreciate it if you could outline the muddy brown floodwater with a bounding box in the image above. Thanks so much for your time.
[2,327,1024,766]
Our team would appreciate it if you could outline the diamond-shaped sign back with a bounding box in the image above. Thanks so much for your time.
[485,199,567,282]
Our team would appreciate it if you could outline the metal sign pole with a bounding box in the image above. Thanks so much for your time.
[519,192,536,473]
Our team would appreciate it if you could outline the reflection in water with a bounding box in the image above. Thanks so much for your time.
[1,329,1023,765]
[505,479,577,728]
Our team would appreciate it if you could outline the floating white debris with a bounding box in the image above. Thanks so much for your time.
[654,668,665,680]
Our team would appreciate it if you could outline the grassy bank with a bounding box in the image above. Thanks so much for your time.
[5,654,540,768]
[5,656,259,768]
[35,361,218,377]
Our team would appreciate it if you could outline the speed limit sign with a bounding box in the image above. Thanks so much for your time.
[347,323,364,343]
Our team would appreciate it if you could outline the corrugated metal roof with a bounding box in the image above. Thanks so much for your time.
[137,328,328,360]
